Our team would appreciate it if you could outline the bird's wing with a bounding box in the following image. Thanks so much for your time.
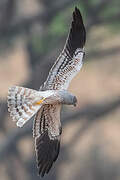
[33,104,62,177]
[42,7,86,90]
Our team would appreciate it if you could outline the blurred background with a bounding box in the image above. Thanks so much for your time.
[0,0,120,180]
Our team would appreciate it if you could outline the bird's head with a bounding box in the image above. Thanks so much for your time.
[59,90,77,107]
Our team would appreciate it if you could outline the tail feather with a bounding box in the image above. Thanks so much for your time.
[7,86,43,127]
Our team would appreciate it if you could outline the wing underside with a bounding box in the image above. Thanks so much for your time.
[42,7,86,90]
[33,104,62,177]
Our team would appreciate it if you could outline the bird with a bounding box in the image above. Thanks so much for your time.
[7,7,86,177]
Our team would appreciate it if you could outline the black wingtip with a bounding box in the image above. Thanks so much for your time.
[65,7,86,57]
[74,6,79,11]
[35,131,60,177]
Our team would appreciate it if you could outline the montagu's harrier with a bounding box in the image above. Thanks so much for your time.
[7,7,86,177]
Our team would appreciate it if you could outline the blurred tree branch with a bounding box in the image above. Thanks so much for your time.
[87,46,120,61]
[0,0,15,32]
[0,0,77,39]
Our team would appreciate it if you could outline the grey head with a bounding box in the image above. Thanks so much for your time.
[58,90,77,106]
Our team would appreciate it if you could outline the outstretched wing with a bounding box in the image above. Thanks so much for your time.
[42,7,86,90]
[33,104,62,177]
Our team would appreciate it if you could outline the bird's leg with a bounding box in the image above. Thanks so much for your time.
[34,98,46,105]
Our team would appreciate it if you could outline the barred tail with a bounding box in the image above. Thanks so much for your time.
[7,86,43,127]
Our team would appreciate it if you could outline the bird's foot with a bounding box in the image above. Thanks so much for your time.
[35,98,46,105]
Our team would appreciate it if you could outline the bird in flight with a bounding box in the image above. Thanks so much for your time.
[7,7,86,177]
